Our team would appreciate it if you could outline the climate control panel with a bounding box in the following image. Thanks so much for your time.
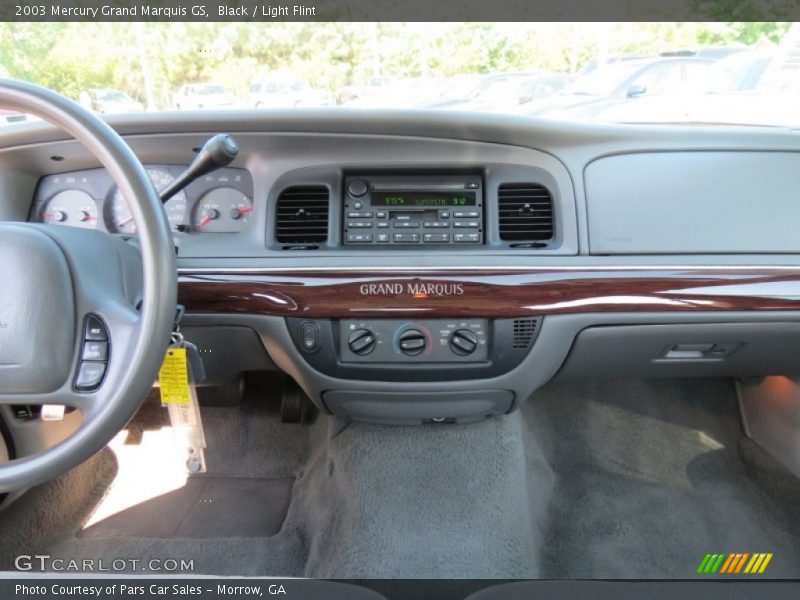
[340,319,489,363]
[286,316,541,382]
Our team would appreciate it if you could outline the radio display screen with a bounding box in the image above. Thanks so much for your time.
[372,191,476,207]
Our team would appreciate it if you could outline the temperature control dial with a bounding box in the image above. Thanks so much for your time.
[449,329,479,356]
[398,329,427,356]
[348,328,376,356]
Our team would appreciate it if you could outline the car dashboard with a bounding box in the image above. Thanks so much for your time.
[4,110,800,427]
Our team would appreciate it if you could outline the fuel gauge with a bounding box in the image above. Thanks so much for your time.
[41,190,99,229]
[194,187,253,233]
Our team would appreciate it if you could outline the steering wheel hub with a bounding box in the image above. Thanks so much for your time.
[0,225,75,394]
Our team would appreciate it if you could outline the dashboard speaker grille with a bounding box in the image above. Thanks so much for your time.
[276,185,330,246]
[498,183,554,243]
[512,318,540,349]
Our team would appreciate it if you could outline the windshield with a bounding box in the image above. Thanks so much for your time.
[0,22,797,127]
[565,62,645,96]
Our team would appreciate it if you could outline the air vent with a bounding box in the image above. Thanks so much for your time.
[498,183,554,243]
[275,185,330,246]
[512,318,541,349]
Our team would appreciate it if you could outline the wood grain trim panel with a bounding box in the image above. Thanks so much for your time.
[178,268,800,318]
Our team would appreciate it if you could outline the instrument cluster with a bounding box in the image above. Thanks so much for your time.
[30,165,254,235]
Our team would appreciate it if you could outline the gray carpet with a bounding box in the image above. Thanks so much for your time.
[290,414,550,578]
[0,377,798,579]
[527,378,800,579]
[0,384,312,576]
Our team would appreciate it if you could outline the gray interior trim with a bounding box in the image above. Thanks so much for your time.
[738,377,800,479]
[586,151,800,254]
[2,110,799,153]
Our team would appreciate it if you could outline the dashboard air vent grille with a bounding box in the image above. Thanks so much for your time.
[512,318,540,349]
[498,183,554,243]
[275,185,330,246]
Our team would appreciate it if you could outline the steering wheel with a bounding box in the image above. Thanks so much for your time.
[0,80,176,492]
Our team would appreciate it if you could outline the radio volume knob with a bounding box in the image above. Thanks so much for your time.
[449,329,478,356]
[348,179,368,198]
[398,329,427,356]
[348,328,376,355]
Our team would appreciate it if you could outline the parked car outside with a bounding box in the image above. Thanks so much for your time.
[344,76,455,108]
[439,72,573,111]
[249,78,333,108]
[80,88,144,114]
[173,83,237,110]
[336,75,397,105]
[522,57,713,119]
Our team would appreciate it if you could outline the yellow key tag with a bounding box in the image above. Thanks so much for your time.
[158,346,190,405]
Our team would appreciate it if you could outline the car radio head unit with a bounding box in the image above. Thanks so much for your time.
[343,174,483,246]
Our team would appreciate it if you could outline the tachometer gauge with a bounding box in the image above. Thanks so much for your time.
[194,187,253,233]
[107,168,187,233]
[41,190,99,229]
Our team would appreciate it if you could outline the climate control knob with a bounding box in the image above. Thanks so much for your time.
[449,329,479,356]
[348,328,376,355]
[398,329,427,356]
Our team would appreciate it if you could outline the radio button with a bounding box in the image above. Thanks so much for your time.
[376,221,389,228]
[423,233,450,243]
[347,221,373,228]
[454,233,480,243]
[353,201,363,210]
[393,221,419,229]
[454,221,480,228]
[375,211,387,219]
[376,232,390,243]
[347,232,373,243]
[423,221,448,228]
[453,211,480,218]
[393,233,420,243]
[347,211,373,218]
[439,210,451,219]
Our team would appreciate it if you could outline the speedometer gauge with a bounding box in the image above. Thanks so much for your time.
[107,168,186,233]
[41,190,99,229]
[194,187,253,233]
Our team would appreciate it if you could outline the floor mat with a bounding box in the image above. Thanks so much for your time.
[79,476,294,539]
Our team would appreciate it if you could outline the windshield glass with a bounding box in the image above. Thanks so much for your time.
[566,62,644,96]
[0,22,797,127]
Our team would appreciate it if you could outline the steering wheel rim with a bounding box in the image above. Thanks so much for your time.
[0,79,176,492]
